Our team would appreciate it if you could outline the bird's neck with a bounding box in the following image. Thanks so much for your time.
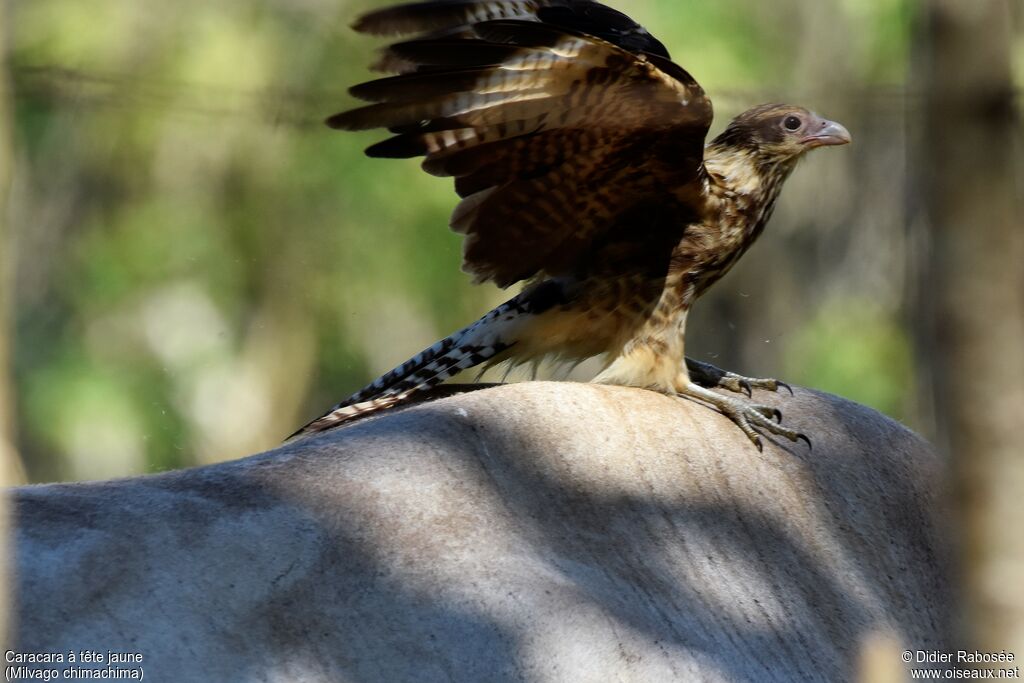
[702,144,798,241]
[702,143,797,207]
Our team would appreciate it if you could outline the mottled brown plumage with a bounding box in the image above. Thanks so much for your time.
[295,0,851,447]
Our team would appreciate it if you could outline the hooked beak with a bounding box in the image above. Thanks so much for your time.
[801,119,852,149]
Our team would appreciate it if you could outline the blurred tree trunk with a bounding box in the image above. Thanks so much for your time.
[915,0,1023,652]
[0,0,18,648]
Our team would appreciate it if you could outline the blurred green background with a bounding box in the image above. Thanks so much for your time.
[0,0,1020,482]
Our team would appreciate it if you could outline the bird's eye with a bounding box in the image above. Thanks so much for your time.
[783,115,802,131]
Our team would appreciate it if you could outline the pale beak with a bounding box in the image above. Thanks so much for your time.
[802,119,852,148]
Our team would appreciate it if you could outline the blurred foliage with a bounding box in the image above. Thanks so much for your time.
[4,0,1017,482]
[783,299,914,419]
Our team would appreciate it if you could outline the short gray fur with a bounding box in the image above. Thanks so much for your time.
[10,382,954,682]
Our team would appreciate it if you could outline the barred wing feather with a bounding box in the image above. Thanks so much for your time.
[329,2,713,287]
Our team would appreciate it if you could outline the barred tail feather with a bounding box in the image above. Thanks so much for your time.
[291,393,414,436]
[291,298,528,438]
[340,334,460,407]
[344,298,521,406]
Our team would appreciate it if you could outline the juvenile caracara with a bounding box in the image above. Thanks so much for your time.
[296,0,851,448]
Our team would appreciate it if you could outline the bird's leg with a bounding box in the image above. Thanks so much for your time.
[674,377,810,452]
[685,357,792,398]
[593,292,807,450]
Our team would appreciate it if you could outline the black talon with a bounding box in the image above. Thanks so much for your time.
[771,408,783,423]
[753,437,763,452]
[796,433,812,449]
[778,381,794,396]
[739,379,753,398]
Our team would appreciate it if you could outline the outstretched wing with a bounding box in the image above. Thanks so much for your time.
[329,1,713,287]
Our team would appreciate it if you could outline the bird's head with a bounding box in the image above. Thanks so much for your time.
[715,104,851,162]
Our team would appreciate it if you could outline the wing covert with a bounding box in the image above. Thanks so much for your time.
[330,1,714,287]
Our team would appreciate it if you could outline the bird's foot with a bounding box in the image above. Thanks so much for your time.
[675,382,810,452]
[685,358,792,398]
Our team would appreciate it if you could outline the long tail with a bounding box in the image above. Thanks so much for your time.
[292,293,539,437]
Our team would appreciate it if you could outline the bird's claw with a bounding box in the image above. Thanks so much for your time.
[709,373,751,397]
[751,405,784,423]
[727,401,810,450]
[675,383,812,452]
[685,359,794,398]
[721,372,791,397]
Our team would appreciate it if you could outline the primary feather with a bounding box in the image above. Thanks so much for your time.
[297,0,850,447]
[329,11,711,286]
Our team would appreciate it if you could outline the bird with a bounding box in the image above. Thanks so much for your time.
[294,0,851,449]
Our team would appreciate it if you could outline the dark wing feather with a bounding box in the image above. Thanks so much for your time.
[534,4,669,58]
[331,2,713,287]
[354,0,668,58]
[354,0,545,36]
